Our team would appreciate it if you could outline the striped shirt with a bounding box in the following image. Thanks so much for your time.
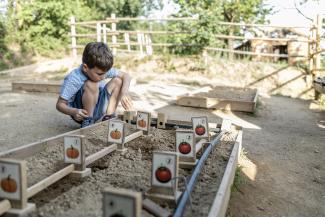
[60,65,119,103]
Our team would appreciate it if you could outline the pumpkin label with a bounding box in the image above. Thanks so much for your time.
[152,151,178,188]
[176,130,195,157]
[103,187,141,217]
[136,112,150,132]
[108,120,125,144]
[0,161,22,200]
[64,136,83,164]
[191,116,209,138]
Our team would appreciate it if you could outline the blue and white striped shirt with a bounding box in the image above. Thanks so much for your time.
[60,65,119,103]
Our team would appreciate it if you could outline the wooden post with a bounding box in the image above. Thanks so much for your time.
[70,16,77,59]
[137,31,143,55]
[103,24,107,44]
[315,14,322,76]
[124,33,131,52]
[111,14,117,55]
[96,22,101,42]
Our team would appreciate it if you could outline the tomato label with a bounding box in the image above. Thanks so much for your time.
[191,116,209,138]
[151,151,178,188]
[176,130,195,157]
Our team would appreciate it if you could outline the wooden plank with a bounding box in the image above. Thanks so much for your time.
[124,131,143,143]
[314,82,325,94]
[12,81,61,93]
[85,144,117,166]
[0,200,11,216]
[195,139,208,154]
[176,87,258,113]
[0,121,108,159]
[142,198,171,217]
[208,130,242,217]
[27,164,75,198]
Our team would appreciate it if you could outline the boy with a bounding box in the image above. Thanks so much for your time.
[56,42,133,128]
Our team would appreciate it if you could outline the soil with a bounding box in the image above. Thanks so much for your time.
[23,125,236,217]
[0,57,324,217]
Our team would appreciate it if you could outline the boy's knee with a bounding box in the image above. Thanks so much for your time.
[84,80,99,93]
[112,77,123,88]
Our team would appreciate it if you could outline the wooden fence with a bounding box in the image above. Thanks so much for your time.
[69,14,324,77]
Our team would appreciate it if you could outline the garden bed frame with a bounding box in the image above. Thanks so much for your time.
[0,114,242,217]
[176,86,258,113]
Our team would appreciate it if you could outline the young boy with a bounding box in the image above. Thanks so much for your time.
[56,42,133,128]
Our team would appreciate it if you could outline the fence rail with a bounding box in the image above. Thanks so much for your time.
[69,14,324,81]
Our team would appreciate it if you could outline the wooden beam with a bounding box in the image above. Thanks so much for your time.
[12,81,61,93]
[142,198,171,217]
[85,144,117,166]
[195,139,208,154]
[0,121,108,159]
[0,200,11,216]
[208,131,242,217]
[124,131,143,143]
[27,164,75,198]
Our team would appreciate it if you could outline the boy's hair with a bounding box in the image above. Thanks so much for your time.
[82,42,114,71]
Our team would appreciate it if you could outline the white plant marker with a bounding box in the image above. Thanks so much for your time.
[146,151,181,203]
[108,120,125,145]
[64,136,84,165]
[136,111,151,135]
[102,187,141,217]
[0,158,35,213]
[191,116,210,140]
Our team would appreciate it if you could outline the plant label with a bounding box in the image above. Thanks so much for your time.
[152,151,178,189]
[192,116,209,139]
[108,120,125,144]
[157,112,168,129]
[64,136,84,165]
[0,159,27,207]
[221,118,232,132]
[102,187,141,217]
[136,111,151,133]
[175,130,195,158]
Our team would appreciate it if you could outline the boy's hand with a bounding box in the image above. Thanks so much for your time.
[121,93,133,110]
[72,109,89,121]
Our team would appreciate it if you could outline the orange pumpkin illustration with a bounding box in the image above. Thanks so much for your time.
[66,146,79,159]
[1,175,17,193]
[110,129,121,140]
[138,119,146,128]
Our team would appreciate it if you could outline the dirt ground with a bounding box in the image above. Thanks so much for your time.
[0,58,324,217]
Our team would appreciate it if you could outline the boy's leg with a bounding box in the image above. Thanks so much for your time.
[105,77,123,115]
[82,80,100,117]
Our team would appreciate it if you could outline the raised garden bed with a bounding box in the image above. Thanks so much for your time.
[176,86,258,113]
[0,117,242,217]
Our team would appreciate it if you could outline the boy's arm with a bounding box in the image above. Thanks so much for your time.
[56,97,88,121]
[117,71,133,110]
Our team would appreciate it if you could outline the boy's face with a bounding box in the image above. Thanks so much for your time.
[82,64,106,82]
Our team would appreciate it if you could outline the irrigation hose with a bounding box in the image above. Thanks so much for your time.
[172,131,225,217]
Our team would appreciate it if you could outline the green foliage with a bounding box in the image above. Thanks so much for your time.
[7,0,98,57]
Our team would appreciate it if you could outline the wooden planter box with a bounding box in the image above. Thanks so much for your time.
[176,86,258,113]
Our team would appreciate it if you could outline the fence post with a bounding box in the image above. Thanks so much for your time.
[103,24,107,44]
[70,16,77,59]
[124,33,131,52]
[111,14,117,55]
[315,14,322,75]
[137,31,143,56]
[145,34,153,55]
[96,22,101,42]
